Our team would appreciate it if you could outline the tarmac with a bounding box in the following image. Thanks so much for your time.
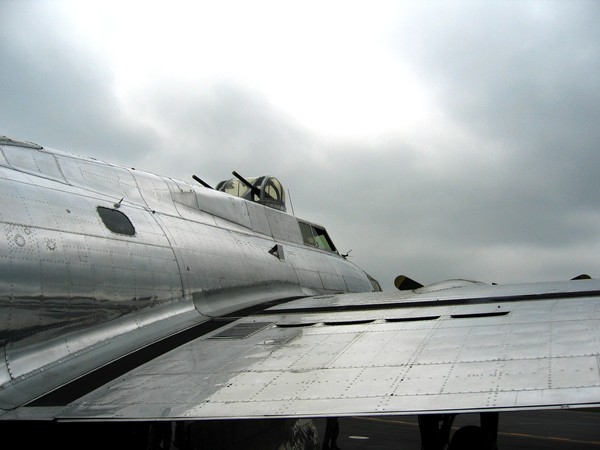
[315,410,600,449]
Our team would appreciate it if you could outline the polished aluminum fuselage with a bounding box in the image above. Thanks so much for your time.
[0,140,376,410]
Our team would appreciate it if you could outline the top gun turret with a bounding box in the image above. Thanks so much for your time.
[216,172,287,212]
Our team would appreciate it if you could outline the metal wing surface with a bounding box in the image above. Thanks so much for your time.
[60,279,600,421]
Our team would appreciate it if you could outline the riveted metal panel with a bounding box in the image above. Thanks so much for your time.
[265,209,303,244]
[153,210,302,315]
[246,201,273,236]
[285,247,372,294]
[293,268,324,290]
[55,154,146,207]
[194,188,252,229]
[0,145,66,183]
[167,179,219,226]
[129,170,181,216]
[61,280,600,421]
[0,161,185,400]
[319,271,347,292]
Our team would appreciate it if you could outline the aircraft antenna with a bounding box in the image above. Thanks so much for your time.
[287,189,295,215]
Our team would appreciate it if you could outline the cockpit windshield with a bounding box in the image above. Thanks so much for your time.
[299,221,337,252]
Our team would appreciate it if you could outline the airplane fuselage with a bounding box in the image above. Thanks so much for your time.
[0,137,378,410]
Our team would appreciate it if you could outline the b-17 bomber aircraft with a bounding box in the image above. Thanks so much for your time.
[1,136,599,449]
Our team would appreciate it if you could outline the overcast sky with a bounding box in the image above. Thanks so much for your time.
[2,0,600,290]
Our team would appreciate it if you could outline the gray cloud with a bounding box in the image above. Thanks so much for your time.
[128,83,319,183]
[369,1,600,284]
[2,1,600,290]
[0,1,160,162]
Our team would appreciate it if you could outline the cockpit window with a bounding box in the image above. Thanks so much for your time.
[313,227,335,251]
[299,222,315,246]
[299,221,337,252]
[97,206,136,236]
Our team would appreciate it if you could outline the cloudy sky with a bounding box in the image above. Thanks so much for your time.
[2,0,600,290]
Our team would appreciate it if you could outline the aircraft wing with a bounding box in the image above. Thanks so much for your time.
[20,278,600,421]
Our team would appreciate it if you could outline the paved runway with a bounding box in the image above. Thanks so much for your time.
[315,410,600,449]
